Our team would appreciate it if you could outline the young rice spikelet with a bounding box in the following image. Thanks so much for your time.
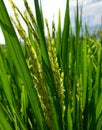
[9,1,55,129]
[45,19,65,120]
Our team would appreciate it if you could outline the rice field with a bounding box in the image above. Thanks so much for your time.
[0,0,102,130]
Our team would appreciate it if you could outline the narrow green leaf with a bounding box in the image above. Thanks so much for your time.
[97,114,102,130]
[82,40,87,111]
[0,53,14,107]
[33,0,49,65]
[94,45,101,104]
[67,104,72,130]
[96,93,102,120]
[62,0,70,72]
[0,1,45,129]
[0,108,13,130]
[56,9,61,59]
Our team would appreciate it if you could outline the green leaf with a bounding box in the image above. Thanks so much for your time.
[0,51,14,108]
[82,40,87,111]
[0,1,45,129]
[0,107,13,130]
[67,104,72,130]
[96,93,102,120]
[94,45,101,104]
[33,0,49,65]
[56,9,61,60]
[62,0,70,72]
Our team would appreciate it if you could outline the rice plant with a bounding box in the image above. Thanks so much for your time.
[0,0,102,130]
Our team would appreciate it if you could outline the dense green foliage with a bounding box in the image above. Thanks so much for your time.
[0,0,102,130]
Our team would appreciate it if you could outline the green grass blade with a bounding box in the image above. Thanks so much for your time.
[0,51,14,107]
[0,107,13,130]
[97,114,102,130]
[75,0,81,76]
[33,0,49,65]
[62,0,70,72]
[39,0,44,29]
[0,1,45,129]
[82,40,87,111]
[56,9,61,61]
[67,104,72,130]
[61,1,70,126]
[96,93,102,120]
[94,45,101,104]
